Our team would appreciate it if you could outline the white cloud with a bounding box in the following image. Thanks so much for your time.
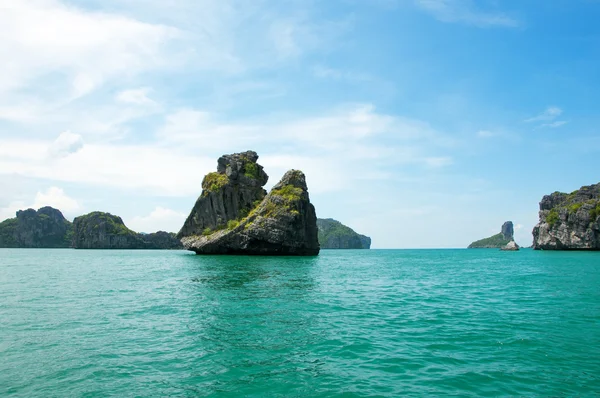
[424,156,453,168]
[0,0,179,99]
[0,104,452,197]
[116,88,157,106]
[0,187,80,222]
[48,131,84,158]
[128,207,187,233]
[414,0,519,28]
[33,187,81,213]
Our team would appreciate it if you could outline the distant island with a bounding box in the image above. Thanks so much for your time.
[468,221,519,250]
[0,207,182,249]
[317,218,371,249]
[0,207,73,248]
[533,182,600,250]
[177,151,319,256]
[73,212,182,249]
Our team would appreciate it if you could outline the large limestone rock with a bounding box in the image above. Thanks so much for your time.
[317,218,371,249]
[468,221,514,248]
[501,221,514,240]
[0,207,73,248]
[178,151,319,255]
[532,183,600,250]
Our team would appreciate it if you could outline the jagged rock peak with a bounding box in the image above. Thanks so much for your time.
[0,206,72,248]
[501,221,514,240]
[179,157,320,256]
[215,150,268,187]
[533,182,600,250]
[178,151,269,239]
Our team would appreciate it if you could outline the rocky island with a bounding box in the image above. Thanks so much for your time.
[177,151,319,255]
[317,218,371,249]
[73,212,182,249]
[532,182,600,250]
[468,221,517,249]
[0,207,182,249]
[0,207,73,248]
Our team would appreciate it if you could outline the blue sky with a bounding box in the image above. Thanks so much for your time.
[1,0,599,248]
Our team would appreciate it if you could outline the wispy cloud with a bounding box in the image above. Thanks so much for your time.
[476,130,496,138]
[414,0,519,28]
[525,106,563,122]
[540,120,568,129]
[526,106,568,129]
[312,65,373,82]
[128,207,187,233]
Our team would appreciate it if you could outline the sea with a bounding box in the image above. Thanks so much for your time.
[0,248,599,397]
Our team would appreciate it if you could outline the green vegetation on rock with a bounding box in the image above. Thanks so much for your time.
[244,162,259,179]
[0,218,18,247]
[0,207,73,248]
[271,184,303,202]
[317,218,371,249]
[202,172,229,194]
[468,233,511,249]
[547,208,559,226]
[591,201,600,221]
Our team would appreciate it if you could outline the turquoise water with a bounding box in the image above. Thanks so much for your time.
[0,249,599,397]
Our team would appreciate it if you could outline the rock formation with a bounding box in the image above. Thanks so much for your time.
[468,221,514,248]
[501,221,514,241]
[177,151,319,255]
[142,231,183,250]
[73,212,182,249]
[0,207,73,248]
[500,241,520,251]
[532,183,600,250]
[317,218,371,249]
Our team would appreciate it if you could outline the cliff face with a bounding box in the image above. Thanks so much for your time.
[317,218,371,249]
[468,221,514,248]
[532,183,600,250]
[178,151,268,238]
[73,212,183,249]
[178,151,319,255]
[0,207,73,248]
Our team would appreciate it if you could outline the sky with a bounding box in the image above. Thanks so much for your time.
[1,0,599,248]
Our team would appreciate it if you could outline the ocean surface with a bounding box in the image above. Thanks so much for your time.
[0,249,599,397]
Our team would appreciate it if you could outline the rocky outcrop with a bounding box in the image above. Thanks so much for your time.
[468,221,514,248]
[178,151,268,238]
[317,218,371,249]
[532,183,600,250]
[501,221,514,241]
[142,231,183,250]
[178,151,319,255]
[73,212,183,249]
[501,241,520,251]
[0,207,73,248]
